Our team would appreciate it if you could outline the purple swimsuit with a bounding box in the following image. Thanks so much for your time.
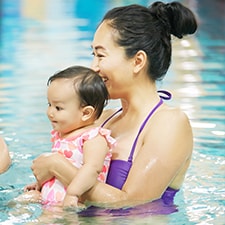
[101,91,179,204]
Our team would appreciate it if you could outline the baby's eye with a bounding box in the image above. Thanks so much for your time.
[55,106,63,111]
[47,102,51,107]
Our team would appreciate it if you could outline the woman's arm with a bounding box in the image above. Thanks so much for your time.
[31,152,78,186]
[0,137,11,173]
[83,109,193,207]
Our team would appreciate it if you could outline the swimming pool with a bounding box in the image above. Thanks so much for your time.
[0,0,224,224]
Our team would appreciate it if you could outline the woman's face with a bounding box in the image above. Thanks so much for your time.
[91,21,134,99]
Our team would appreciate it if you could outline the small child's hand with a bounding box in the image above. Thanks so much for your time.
[24,182,41,192]
[63,194,79,208]
[63,194,86,212]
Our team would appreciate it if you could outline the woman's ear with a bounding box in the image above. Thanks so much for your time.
[133,50,147,73]
[81,106,95,121]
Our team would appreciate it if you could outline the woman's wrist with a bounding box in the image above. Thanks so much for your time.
[49,153,78,187]
[48,153,59,176]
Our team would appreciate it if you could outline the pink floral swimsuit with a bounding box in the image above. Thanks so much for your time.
[41,127,116,205]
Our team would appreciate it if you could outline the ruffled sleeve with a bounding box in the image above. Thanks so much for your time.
[80,127,116,151]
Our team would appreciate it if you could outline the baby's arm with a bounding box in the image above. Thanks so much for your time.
[63,134,109,207]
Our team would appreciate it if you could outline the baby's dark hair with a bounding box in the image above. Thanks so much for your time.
[101,1,197,81]
[47,66,109,119]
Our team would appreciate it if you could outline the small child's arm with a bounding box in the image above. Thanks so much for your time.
[63,134,109,207]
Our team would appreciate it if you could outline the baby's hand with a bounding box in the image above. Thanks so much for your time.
[63,194,86,210]
[24,182,40,192]
[63,194,79,208]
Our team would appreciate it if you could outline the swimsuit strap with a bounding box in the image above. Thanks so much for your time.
[157,90,172,100]
[128,97,164,162]
[101,108,122,128]
[101,91,171,128]
[128,90,172,161]
[101,90,172,162]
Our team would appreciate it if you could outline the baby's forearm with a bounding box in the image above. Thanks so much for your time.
[66,164,99,197]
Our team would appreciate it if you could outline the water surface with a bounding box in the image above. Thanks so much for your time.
[0,0,224,224]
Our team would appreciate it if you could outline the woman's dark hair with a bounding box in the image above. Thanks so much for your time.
[101,1,197,81]
[47,66,109,119]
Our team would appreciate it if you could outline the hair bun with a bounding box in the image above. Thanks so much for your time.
[148,2,171,34]
[149,1,197,39]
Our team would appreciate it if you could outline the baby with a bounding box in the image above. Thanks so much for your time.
[24,66,115,207]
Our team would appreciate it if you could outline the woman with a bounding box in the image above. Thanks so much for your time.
[0,136,11,173]
[31,1,197,208]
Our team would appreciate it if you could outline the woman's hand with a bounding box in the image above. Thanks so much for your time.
[32,152,78,187]
[31,153,58,186]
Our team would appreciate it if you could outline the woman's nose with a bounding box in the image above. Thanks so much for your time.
[91,58,100,73]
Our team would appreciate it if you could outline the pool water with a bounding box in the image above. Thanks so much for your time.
[0,0,224,224]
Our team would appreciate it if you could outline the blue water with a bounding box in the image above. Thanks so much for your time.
[0,0,225,224]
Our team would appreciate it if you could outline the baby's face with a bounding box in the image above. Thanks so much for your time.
[46,78,83,135]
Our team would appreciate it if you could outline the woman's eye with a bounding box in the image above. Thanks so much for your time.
[97,54,104,58]
[91,51,104,58]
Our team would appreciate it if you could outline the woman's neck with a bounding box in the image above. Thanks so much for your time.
[119,82,160,116]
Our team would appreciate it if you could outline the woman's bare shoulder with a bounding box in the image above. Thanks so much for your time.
[155,104,191,126]
[144,104,193,153]
[145,104,193,155]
